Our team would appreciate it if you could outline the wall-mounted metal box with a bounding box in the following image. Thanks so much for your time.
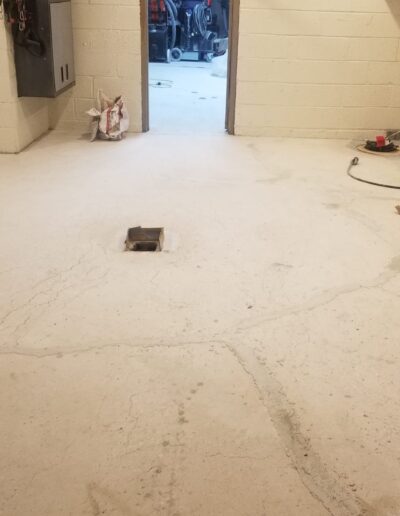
[14,0,75,97]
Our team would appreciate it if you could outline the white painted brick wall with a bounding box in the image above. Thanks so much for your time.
[50,0,142,132]
[235,0,400,138]
[1,0,141,152]
[4,0,400,147]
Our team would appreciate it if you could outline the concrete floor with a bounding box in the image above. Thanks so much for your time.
[149,61,227,133]
[1,131,400,516]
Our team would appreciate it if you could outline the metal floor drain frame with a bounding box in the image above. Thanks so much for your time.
[125,227,164,252]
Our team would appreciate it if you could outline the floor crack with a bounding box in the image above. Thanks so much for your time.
[237,266,400,332]
[225,343,361,516]
[0,339,226,359]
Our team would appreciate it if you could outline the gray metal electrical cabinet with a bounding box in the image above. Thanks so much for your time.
[14,0,75,97]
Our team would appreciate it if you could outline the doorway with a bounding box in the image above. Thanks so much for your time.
[140,0,239,134]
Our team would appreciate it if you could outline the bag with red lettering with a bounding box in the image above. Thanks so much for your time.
[86,90,129,141]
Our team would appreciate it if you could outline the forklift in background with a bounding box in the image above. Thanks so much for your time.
[148,0,229,63]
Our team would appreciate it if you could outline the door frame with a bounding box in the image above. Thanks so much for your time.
[225,0,240,134]
[140,0,240,134]
[140,0,150,132]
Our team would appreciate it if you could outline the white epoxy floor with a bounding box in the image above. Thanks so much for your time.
[1,131,400,515]
[149,60,227,134]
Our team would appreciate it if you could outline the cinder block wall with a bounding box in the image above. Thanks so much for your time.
[235,0,400,138]
[0,25,49,153]
[3,0,400,151]
[50,0,142,132]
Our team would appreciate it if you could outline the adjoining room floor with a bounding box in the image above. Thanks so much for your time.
[1,131,400,515]
[149,60,227,133]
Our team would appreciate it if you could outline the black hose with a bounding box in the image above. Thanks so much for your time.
[165,0,177,49]
[193,3,208,37]
[166,0,178,19]
[365,140,398,153]
[347,156,400,190]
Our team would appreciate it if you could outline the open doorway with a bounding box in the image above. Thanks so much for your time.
[140,0,239,134]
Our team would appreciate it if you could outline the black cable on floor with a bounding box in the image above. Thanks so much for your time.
[347,156,400,189]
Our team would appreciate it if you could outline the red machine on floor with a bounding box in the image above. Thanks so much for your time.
[148,0,229,63]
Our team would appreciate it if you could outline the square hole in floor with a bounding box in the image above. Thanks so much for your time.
[125,227,164,252]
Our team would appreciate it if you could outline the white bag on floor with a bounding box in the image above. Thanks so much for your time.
[86,90,129,141]
[211,52,228,78]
